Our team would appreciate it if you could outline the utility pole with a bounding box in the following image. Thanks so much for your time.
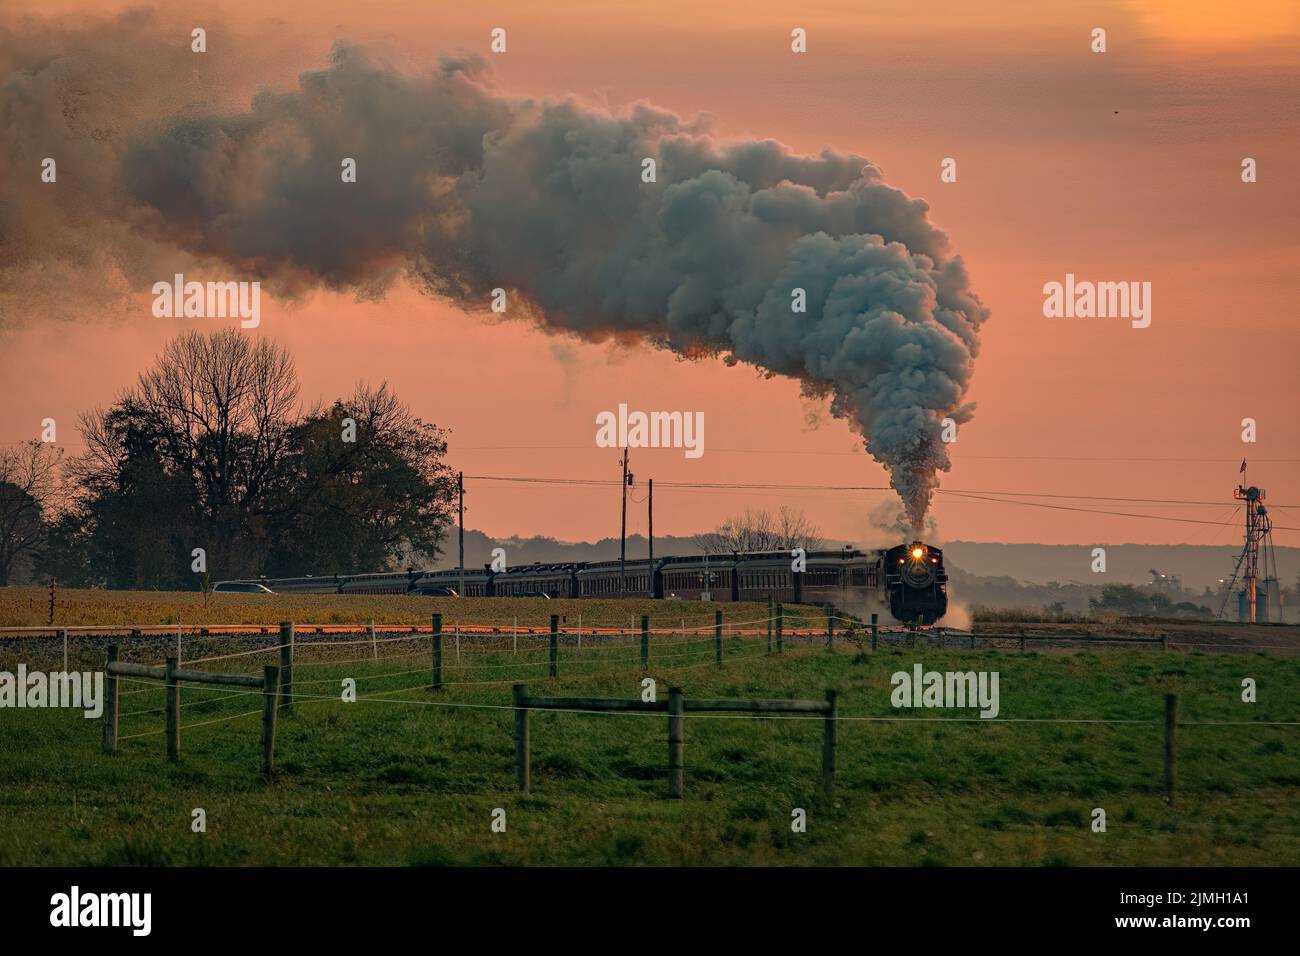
[648,478,654,599]
[458,471,465,597]
[619,447,629,595]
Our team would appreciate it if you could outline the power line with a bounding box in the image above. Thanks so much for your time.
[455,444,1300,464]
[465,474,1297,511]
[940,491,1299,532]
[463,474,1300,532]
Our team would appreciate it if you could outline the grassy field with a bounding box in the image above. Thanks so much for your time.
[2,631,1297,866]
[0,587,830,631]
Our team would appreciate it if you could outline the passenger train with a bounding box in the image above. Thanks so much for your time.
[217,542,948,625]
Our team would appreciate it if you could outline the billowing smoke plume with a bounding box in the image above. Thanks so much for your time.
[0,13,989,526]
[867,500,938,545]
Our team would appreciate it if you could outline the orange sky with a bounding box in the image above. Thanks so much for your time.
[3,0,1299,549]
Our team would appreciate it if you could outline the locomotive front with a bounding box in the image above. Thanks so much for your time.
[883,541,948,624]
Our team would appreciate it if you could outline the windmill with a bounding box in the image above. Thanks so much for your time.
[1219,462,1281,622]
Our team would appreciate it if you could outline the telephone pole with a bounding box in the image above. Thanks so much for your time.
[648,478,654,599]
[457,471,465,597]
[619,447,629,594]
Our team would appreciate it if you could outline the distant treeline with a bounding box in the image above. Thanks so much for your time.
[1,331,455,589]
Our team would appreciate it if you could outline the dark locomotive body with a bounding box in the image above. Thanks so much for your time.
[881,542,949,625]
[230,542,948,625]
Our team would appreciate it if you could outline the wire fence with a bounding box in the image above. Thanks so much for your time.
[9,607,1299,795]
[8,611,1297,663]
[66,620,1294,845]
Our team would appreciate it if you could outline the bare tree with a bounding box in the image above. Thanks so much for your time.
[694,506,822,554]
[75,330,300,574]
[0,442,62,585]
[133,329,299,517]
[774,505,824,550]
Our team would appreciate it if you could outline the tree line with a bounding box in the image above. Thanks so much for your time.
[0,330,456,589]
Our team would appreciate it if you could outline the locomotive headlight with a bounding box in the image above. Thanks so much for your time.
[911,547,924,558]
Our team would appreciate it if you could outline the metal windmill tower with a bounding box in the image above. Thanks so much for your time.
[1219,468,1280,622]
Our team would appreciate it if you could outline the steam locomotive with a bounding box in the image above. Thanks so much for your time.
[223,541,947,624]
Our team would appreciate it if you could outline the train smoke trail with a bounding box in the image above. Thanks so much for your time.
[0,19,989,527]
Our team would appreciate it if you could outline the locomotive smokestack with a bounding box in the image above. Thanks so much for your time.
[2,25,989,524]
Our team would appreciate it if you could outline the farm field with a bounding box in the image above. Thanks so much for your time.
[2,634,1298,866]
[0,587,829,631]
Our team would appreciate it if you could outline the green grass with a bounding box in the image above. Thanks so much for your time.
[2,636,1297,866]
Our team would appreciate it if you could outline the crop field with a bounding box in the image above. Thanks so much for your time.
[0,586,830,632]
[2,628,1298,866]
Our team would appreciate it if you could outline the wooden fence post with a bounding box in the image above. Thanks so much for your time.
[432,614,442,690]
[1161,634,1168,653]
[870,613,878,651]
[261,665,279,778]
[165,656,180,762]
[514,683,530,794]
[767,595,774,650]
[826,608,834,649]
[668,687,684,798]
[102,644,119,754]
[1019,629,1026,653]
[550,615,559,678]
[369,621,377,661]
[714,610,723,666]
[1164,693,1177,805]
[278,622,294,712]
[641,615,649,670]
[776,604,784,654]
[821,689,838,798]
[62,628,69,672]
